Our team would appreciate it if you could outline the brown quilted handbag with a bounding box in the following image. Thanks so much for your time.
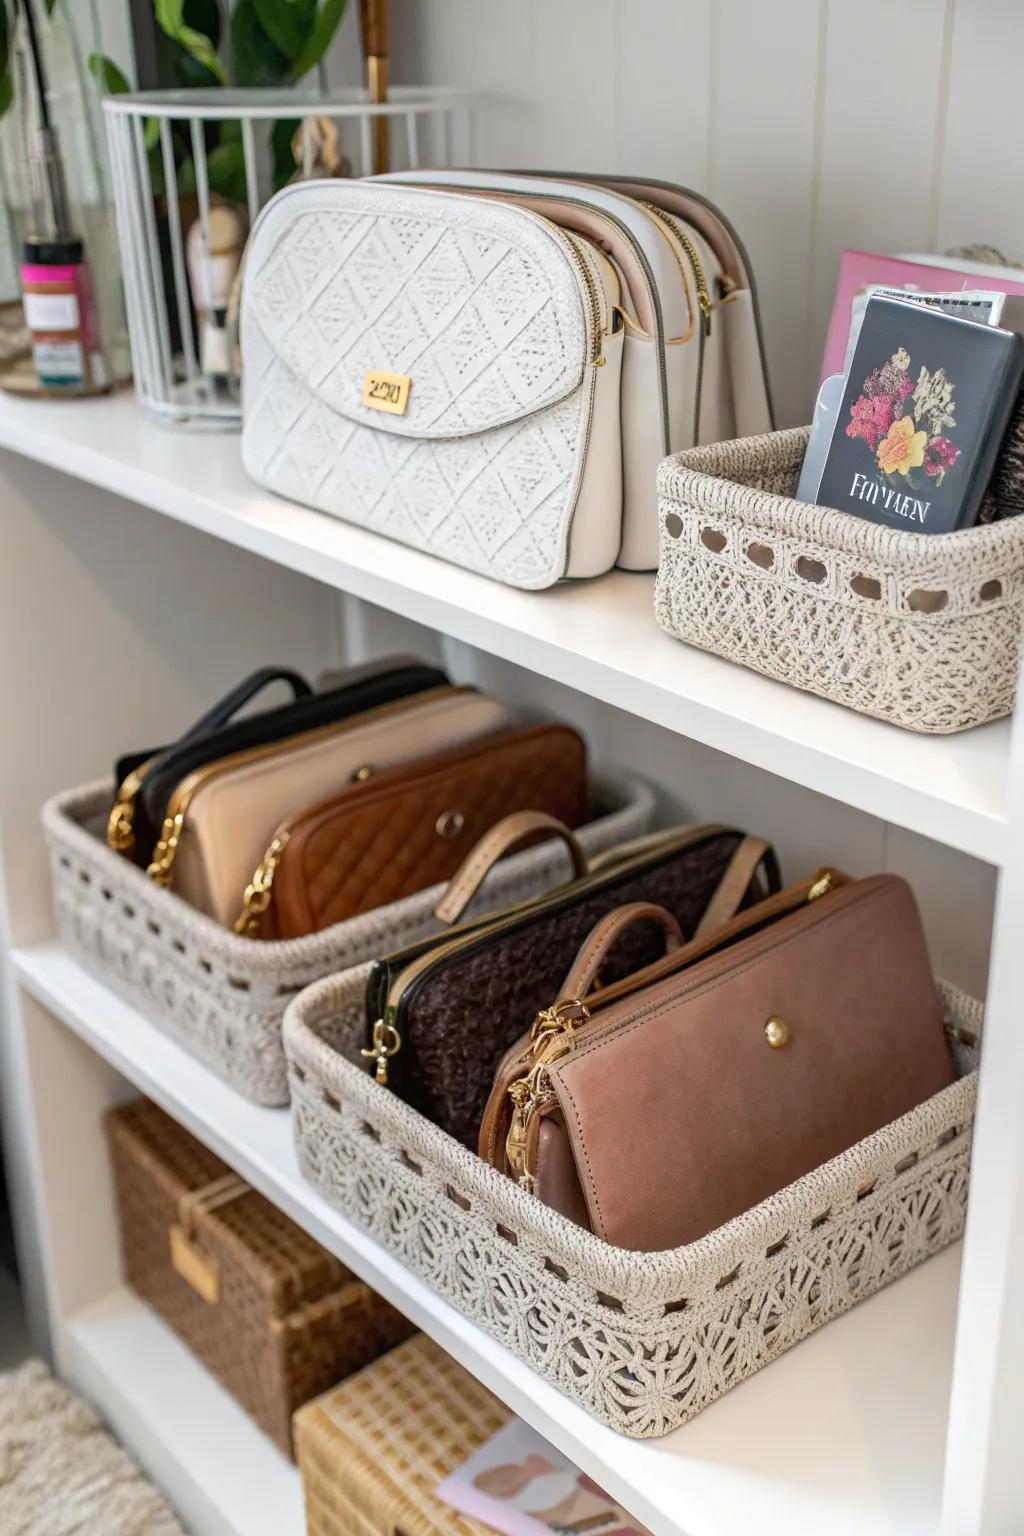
[238,723,588,939]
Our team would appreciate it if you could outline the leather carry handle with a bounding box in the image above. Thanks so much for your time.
[694,835,777,939]
[176,665,312,746]
[560,902,684,1002]
[572,867,846,1017]
[434,811,587,926]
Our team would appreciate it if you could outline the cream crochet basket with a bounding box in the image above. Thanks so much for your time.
[42,771,652,1106]
[285,969,979,1438]
[656,427,1024,733]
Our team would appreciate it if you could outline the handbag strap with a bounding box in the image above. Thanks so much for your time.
[175,666,312,747]
[560,867,845,1016]
[559,902,685,1002]
[694,835,776,938]
[433,811,587,926]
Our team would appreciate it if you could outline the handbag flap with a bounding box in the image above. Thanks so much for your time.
[548,876,955,1252]
[267,724,588,939]
[242,182,589,441]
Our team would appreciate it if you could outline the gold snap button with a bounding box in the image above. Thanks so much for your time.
[352,765,374,782]
[436,810,465,839]
[764,1016,790,1049]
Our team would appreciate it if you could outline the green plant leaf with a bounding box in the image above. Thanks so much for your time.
[154,0,226,83]
[0,68,11,120]
[253,0,315,63]
[232,0,291,87]
[88,51,131,95]
[143,114,161,149]
[206,138,247,202]
[0,3,8,83]
[291,0,348,81]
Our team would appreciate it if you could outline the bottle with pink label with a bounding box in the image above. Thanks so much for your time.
[21,236,109,394]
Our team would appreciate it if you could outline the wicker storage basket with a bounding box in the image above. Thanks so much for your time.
[655,427,1024,733]
[45,770,651,1105]
[284,972,979,1439]
[106,1098,414,1456]
[295,1334,509,1536]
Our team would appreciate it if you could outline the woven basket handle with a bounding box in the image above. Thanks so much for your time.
[434,811,586,926]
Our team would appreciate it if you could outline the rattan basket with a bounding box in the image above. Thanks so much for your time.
[284,972,979,1438]
[295,1334,509,1536]
[44,770,652,1105]
[106,1098,414,1456]
[655,427,1024,733]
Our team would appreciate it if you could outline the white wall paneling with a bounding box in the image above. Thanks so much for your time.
[391,0,1015,426]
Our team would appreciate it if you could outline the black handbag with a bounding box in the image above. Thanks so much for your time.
[108,656,448,867]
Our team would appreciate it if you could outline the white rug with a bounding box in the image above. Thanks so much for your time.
[0,1360,187,1534]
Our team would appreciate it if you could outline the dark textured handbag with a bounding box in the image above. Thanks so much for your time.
[107,656,448,868]
[364,820,779,1149]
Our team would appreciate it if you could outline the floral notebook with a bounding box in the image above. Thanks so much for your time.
[815,295,1024,533]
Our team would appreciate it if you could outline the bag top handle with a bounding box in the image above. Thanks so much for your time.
[559,901,684,1003]
[434,810,587,926]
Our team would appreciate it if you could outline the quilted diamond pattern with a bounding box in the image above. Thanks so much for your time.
[241,184,593,589]
[264,724,588,941]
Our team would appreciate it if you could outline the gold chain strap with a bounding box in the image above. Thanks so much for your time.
[147,811,185,887]
[234,833,290,938]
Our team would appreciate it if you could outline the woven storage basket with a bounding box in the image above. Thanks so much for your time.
[106,1098,414,1456]
[44,770,651,1105]
[284,972,980,1439]
[295,1333,509,1536]
[655,426,1024,732]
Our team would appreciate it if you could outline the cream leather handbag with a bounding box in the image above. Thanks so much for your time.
[391,170,774,570]
[241,180,624,590]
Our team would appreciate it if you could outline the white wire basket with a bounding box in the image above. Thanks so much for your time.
[104,87,476,428]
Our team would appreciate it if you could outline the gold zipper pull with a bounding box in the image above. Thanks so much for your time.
[505,999,588,1188]
[807,869,836,902]
[361,1016,402,1086]
[698,288,712,337]
[234,833,290,938]
[147,812,185,888]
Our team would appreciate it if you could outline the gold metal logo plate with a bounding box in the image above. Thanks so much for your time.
[363,370,411,415]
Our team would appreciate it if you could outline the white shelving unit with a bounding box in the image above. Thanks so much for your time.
[0,392,1019,1536]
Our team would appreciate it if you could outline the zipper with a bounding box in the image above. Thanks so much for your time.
[559,229,608,367]
[382,177,671,455]
[146,685,464,890]
[503,868,842,1189]
[366,824,737,1087]
[641,201,712,339]
[601,174,776,426]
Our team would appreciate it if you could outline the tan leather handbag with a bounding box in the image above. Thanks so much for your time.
[236,723,589,940]
[480,872,956,1251]
[146,685,513,927]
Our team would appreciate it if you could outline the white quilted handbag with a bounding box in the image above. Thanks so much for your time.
[391,171,774,570]
[241,181,625,590]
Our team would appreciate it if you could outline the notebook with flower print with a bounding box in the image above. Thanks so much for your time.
[815,294,1024,533]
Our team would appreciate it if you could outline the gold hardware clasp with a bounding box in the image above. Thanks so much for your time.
[764,1016,790,1049]
[807,869,835,902]
[363,370,411,415]
[361,1017,402,1085]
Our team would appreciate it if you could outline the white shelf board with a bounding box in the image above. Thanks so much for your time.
[0,392,1008,864]
[65,1288,303,1536]
[15,940,959,1536]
